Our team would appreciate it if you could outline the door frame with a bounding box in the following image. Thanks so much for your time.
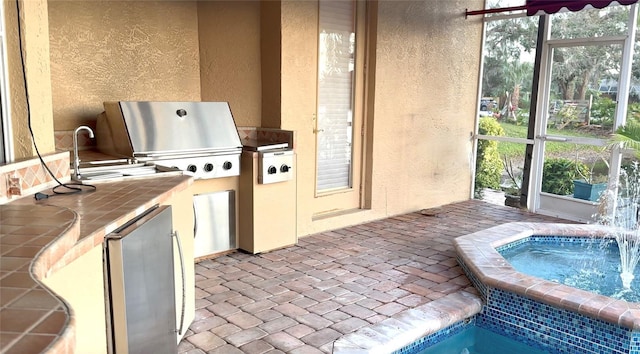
[312,0,368,217]
[528,7,638,221]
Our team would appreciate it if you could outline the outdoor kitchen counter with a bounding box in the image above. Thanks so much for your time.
[0,175,193,354]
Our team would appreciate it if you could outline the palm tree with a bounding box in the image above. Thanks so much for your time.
[613,121,640,157]
[504,61,533,121]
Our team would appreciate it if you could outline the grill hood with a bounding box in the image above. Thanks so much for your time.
[97,101,243,159]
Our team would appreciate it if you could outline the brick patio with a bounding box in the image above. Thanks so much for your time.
[178,199,567,353]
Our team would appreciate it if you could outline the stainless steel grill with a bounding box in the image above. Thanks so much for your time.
[97,101,243,180]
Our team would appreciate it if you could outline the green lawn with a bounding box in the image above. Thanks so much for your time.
[497,122,605,159]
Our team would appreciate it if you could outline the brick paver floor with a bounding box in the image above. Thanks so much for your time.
[178,199,568,353]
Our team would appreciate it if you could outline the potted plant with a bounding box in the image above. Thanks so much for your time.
[573,176,608,201]
[502,156,522,207]
[572,153,609,202]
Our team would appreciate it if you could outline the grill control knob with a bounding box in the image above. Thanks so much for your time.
[223,161,233,170]
[268,166,277,174]
[280,165,291,173]
[176,109,187,118]
[187,164,197,173]
[204,163,214,172]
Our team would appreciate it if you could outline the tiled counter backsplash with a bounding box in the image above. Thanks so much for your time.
[55,129,95,151]
[237,127,295,149]
[0,151,70,204]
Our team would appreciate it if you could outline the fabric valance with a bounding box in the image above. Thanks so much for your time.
[466,0,637,17]
[527,0,638,16]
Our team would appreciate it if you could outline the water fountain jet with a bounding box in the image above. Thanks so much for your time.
[599,162,640,290]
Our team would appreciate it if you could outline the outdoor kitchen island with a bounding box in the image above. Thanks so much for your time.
[0,174,195,354]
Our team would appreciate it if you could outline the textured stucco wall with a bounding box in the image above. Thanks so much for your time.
[198,1,261,128]
[260,0,282,129]
[6,0,55,159]
[13,0,484,239]
[371,0,482,211]
[281,0,484,236]
[279,1,318,236]
[48,1,201,131]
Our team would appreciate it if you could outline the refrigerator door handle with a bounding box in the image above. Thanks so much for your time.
[192,203,198,238]
[173,230,186,336]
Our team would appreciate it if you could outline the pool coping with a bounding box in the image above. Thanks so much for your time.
[332,291,482,353]
[453,222,640,330]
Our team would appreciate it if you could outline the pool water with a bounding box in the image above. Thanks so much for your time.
[415,326,548,354]
[500,238,640,302]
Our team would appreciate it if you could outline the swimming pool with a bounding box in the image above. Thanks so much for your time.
[335,223,640,354]
[392,316,548,354]
[332,291,485,354]
[420,325,548,354]
[333,290,555,354]
[499,236,640,302]
[454,222,640,354]
[419,325,547,354]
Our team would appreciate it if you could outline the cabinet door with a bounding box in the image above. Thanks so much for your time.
[193,190,236,257]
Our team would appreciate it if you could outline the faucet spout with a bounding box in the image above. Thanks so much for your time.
[73,126,95,179]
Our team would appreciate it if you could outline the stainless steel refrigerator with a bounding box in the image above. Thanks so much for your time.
[104,205,178,354]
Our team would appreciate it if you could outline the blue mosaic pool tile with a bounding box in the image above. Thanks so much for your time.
[392,298,640,354]
[630,332,640,354]
[495,235,531,252]
[479,288,632,354]
[496,235,616,254]
[450,234,640,353]
[391,317,475,354]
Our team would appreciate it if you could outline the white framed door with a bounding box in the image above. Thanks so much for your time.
[313,0,367,217]
[529,9,637,221]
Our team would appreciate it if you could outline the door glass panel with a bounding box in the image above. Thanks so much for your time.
[541,144,610,200]
[480,16,538,138]
[550,5,630,40]
[541,43,619,201]
[0,1,8,164]
[621,25,640,161]
[0,104,5,164]
[621,148,640,174]
[486,0,525,9]
[547,44,622,139]
[316,0,356,192]
[474,139,528,205]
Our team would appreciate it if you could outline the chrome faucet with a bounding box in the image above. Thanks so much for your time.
[73,126,94,179]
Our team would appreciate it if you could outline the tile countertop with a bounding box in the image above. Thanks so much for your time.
[0,175,193,354]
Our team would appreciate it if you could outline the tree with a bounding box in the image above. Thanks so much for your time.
[548,6,629,100]
[482,15,537,107]
[504,61,533,120]
[482,3,630,104]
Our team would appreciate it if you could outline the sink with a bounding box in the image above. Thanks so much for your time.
[72,162,182,183]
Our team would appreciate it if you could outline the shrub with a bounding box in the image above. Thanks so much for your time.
[627,102,640,123]
[586,93,640,129]
[590,96,615,128]
[542,158,588,195]
[515,110,530,126]
[475,117,505,198]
